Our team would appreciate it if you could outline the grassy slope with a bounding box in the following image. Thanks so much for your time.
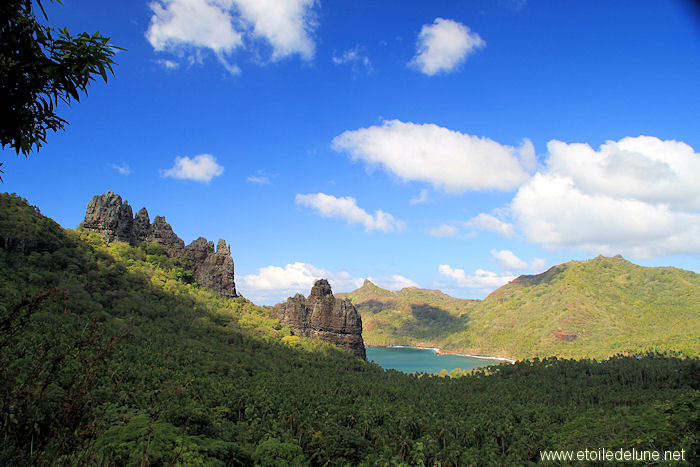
[343,257,700,360]
[1,193,698,465]
[337,280,477,347]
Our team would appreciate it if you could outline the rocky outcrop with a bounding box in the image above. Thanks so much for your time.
[133,208,151,243]
[80,191,237,298]
[273,279,366,359]
[81,191,134,243]
[193,239,236,298]
[147,215,185,257]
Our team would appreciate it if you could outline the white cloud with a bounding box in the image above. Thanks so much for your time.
[490,249,526,269]
[409,18,485,75]
[147,0,243,73]
[111,163,131,175]
[332,45,373,74]
[428,223,459,238]
[295,193,405,233]
[438,264,516,290]
[239,263,420,304]
[246,175,269,184]
[368,274,419,290]
[409,188,429,205]
[465,213,515,237]
[490,249,545,271]
[156,58,180,70]
[146,0,318,73]
[511,136,700,257]
[332,120,534,193]
[239,262,363,305]
[234,0,317,61]
[161,154,224,182]
[246,169,276,185]
[545,136,700,210]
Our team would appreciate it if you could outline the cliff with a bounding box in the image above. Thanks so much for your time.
[80,191,236,298]
[273,279,366,359]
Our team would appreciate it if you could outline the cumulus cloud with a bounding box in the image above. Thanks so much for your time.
[239,262,363,305]
[161,154,224,182]
[234,0,317,60]
[295,193,405,233]
[111,163,131,175]
[409,18,485,75]
[332,45,373,74]
[438,264,516,290]
[146,0,318,72]
[490,249,545,271]
[239,263,417,305]
[332,120,534,193]
[545,136,700,210]
[428,223,460,238]
[465,213,516,237]
[511,136,700,257]
[147,0,244,73]
[368,274,419,290]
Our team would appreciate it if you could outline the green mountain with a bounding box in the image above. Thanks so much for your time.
[343,257,700,360]
[336,280,477,344]
[1,193,698,465]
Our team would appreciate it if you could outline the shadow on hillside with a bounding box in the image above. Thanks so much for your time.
[358,299,396,314]
[400,304,469,338]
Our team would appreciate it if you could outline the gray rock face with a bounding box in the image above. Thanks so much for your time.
[273,279,366,359]
[196,239,236,298]
[80,192,237,298]
[133,208,151,242]
[147,215,185,257]
[80,191,134,243]
[186,237,215,264]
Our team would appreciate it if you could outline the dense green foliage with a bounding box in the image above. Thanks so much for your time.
[1,193,698,465]
[345,261,700,360]
[337,281,476,347]
[0,0,118,165]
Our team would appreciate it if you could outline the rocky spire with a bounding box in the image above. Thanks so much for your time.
[80,191,134,243]
[273,279,366,359]
[80,192,237,298]
[147,216,185,257]
[309,278,333,299]
[194,238,236,298]
[133,207,151,242]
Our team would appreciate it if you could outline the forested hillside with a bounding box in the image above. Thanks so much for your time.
[1,193,698,465]
[345,258,700,360]
[336,281,477,346]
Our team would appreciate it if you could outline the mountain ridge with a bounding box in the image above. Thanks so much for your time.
[342,256,700,360]
[1,191,698,464]
[80,191,238,298]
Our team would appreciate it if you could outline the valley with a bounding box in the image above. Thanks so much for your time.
[1,192,697,464]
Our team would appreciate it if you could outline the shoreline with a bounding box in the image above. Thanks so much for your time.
[367,344,516,364]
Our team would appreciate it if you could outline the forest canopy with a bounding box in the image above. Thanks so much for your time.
[0,192,698,465]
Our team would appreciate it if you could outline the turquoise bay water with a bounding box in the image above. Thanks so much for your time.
[366,346,504,374]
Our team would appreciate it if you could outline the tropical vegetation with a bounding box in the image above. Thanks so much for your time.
[1,193,698,465]
[345,260,700,361]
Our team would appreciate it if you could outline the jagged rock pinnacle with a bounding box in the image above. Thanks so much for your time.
[273,279,366,359]
[80,192,237,298]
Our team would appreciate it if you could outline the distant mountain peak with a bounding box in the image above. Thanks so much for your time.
[592,254,627,262]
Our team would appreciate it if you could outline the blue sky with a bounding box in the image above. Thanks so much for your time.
[3,0,700,304]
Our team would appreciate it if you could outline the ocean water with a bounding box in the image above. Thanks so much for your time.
[366,346,505,374]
